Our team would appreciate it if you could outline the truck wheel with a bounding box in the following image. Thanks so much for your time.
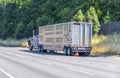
[40,45,44,52]
[28,40,31,45]
[29,45,33,51]
[67,46,72,56]
[63,46,67,55]
[38,45,41,52]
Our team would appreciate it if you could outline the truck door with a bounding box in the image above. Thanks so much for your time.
[33,30,39,48]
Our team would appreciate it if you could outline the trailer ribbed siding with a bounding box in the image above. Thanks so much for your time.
[38,22,92,54]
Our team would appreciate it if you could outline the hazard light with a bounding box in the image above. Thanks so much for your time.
[72,47,77,50]
[86,47,91,50]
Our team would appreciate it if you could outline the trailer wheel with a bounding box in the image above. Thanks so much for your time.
[63,46,67,55]
[29,45,33,51]
[67,46,72,56]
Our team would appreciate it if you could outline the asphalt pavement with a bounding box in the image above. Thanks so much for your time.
[0,47,120,78]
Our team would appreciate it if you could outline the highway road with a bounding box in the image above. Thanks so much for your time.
[0,47,120,78]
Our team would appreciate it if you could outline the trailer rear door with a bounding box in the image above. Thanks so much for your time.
[72,22,92,47]
[80,23,92,47]
[71,22,81,46]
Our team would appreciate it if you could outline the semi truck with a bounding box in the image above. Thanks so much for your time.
[28,21,92,56]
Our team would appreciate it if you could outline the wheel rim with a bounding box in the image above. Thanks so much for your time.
[29,45,31,49]
[29,45,33,51]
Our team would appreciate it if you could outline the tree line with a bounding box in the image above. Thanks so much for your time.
[0,0,120,39]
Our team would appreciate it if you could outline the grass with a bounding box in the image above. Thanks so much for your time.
[92,35,120,55]
[0,38,28,47]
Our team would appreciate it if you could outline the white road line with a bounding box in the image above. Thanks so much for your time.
[39,61,53,66]
[66,67,94,76]
[0,68,15,78]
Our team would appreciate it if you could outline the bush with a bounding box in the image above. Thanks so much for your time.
[92,35,120,55]
[0,38,28,47]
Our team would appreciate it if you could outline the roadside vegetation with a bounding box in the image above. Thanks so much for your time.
[0,38,28,47]
[0,34,120,56]
[92,35,120,55]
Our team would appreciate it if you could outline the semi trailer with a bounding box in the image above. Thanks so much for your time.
[28,21,92,56]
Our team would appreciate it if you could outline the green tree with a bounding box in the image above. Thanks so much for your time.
[25,20,35,38]
[15,21,25,39]
[35,15,52,26]
[0,0,120,39]
[103,11,111,23]
[58,7,72,22]
[71,9,85,22]
[86,6,100,35]
[0,21,6,39]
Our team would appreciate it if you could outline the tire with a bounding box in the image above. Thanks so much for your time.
[67,46,72,56]
[28,40,31,45]
[29,45,33,51]
[38,45,41,52]
[40,45,44,52]
[63,46,67,55]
